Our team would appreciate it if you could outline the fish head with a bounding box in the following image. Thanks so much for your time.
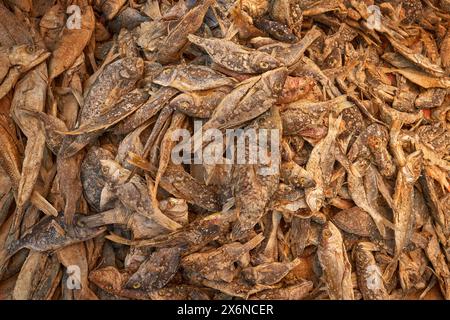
[170,93,194,112]
[8,44,50,71]
[403,150,423,183]
[119,57,145,80]
[89,266,127,293]
[153,65,177,86]
[251,53,282,73]
[99,159,130,185]
[71,215,107,239]
[124,272,145,291]
[319,221,341,249]
[262,67,288,96]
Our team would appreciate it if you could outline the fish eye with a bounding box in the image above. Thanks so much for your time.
[132,282,141,289]
[273,83,283,91]
[323,229,332,238]
[120,69,131,79]
[26,45,35,54]
[260,62,269,69]
[76,219,86,228]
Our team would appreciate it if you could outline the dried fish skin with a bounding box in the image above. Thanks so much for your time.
[281,95,349,136]
[58,91,149,159]
[0,3,33,47]
[249,281,314,300]
[63,89,149,136]
[96,0,127,20]
[10,63,56,225]
[253,16,298,43]
[280,160,315,188]
[331,207,379,238]
[424,224,450,300]
[109,7,150,33]
[47,4,95,80]
[365,124,396,178]
[0,44,48,78]
[386,36,444,77]
[107,209,236,252]
[114,87,178,135]
[188,34,282,74]
[148,285,211,300]
[159,165,222,212]
[0,0,448,301]
[346,155,395,238]
[317,221,354,300]
[125,247,182,291]
[181,233,264,283]
[305,113,343,213]
[415,88,446,109]
[231,107,282,240]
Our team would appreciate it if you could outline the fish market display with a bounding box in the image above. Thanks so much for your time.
[0,0,448,301]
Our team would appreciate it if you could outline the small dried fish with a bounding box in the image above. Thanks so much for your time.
[125,247,182,291]
[0,45,50,100]
[156,0,215,64]
[181,233,264,282]
[317,221,354,300]
[5,214,105,260]
[353,242,388,300]
[0,0,448,302]
[242,258,301,285]
[188,34,282,74]
[154,64,236,92]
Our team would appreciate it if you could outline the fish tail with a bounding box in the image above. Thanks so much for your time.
[371,213,395,238]
[242,233,265,251]
[30,191,58,217]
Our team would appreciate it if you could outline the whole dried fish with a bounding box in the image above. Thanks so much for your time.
[125,247,182,291]
[0,0,448,302]
[5,214,105,260]
[153,64,236,92]
[188,34,282,74]
[181,233,264,283]
[317,221,354,300]
[0,45,50,100]
[156,0,215,64]
[353,242,388,300]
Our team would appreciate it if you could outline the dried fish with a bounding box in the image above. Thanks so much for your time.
[188,34,282,74]
[317,221,354,300]
[0,0,448,301]
[5,214,105,260]
[353,242,388,300]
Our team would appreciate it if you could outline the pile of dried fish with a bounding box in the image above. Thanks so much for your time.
[0,0,449,300]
